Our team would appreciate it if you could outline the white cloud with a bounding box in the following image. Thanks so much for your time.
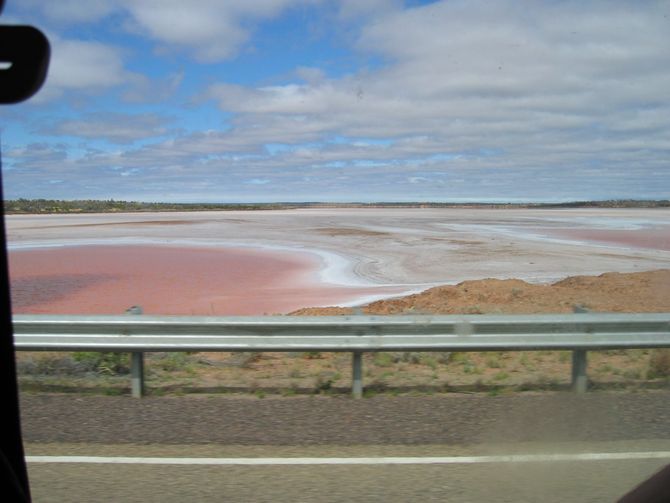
[49,39,126,89]
[15,0,315,63]
[337,0,403,20]
[295,66,327,85]
[40,113,173,144]
[34,36,138,102]
[200,0,670,177]
[122,71,185,103]
[122,0,309,62]
[6,143,68,166]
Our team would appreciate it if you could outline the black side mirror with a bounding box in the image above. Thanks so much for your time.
[0,4,50,104]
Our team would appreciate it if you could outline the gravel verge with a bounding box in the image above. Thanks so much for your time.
[20,390,670,446]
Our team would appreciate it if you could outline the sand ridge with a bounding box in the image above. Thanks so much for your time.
[292,270,670,315]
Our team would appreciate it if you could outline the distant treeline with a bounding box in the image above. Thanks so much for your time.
[3,198,669,214]
[530,200,670,208]
[3,199,299,214]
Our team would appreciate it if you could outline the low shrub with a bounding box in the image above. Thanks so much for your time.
[17,354,88,376]
[373,353,394,367]
[72,352,130,375]
[648,349,670,379]
[153,353,193,372]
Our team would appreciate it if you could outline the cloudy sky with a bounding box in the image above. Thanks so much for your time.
[1,0,669,203]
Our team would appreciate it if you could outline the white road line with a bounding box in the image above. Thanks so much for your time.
[26,451,670,466]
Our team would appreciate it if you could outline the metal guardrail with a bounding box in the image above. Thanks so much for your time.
[13,313,670,398]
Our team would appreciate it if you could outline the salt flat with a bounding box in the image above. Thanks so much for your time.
[7,208,670,288]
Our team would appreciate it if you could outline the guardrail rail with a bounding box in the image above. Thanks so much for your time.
[13,312,670,397]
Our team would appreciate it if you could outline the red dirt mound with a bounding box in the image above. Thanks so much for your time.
[291,270,670,315]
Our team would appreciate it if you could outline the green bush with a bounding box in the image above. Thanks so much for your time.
[72,352,130,375]
[398,352,421,364]
[420,355,438,370]
[373,353,394,367]
[154,353,192,372]
[17,354,86,376]
[493,371,509,381]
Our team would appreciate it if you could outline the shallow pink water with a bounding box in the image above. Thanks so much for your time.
[8,245,405,315]
[538,227,670,251]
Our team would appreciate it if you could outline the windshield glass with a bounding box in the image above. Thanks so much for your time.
[2,1,669,502]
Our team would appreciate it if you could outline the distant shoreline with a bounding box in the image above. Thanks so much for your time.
[4,198,670,214]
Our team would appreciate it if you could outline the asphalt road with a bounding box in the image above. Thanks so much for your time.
[20,390,670,502]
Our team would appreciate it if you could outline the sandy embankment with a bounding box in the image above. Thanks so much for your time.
[293,269,670,316]
[8,245,411,315]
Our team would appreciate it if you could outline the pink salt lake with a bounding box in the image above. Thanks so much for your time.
[8,245,406,315]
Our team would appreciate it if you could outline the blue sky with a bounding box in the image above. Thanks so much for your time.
[1,0,669,203]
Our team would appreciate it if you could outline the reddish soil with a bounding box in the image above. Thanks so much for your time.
[8,245,403,316]
[292,270,670,315]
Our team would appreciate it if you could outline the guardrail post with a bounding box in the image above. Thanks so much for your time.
[572,350,588,393]
[571,306,589,393]
[126,306,144,398]
[131,351,144,398]
[352,351,363,399]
